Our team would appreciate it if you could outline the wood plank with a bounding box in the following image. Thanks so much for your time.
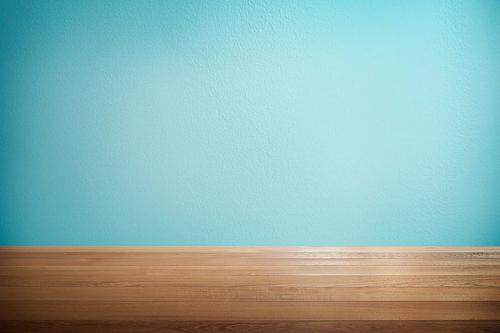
[1,320,500,333]
[2,265,499,275]
[1,286,498,302]
[2,257,500,266]
[1,247,499,259]
[1,246,498,329]
[1,274,498,288]
[1,301,499,320]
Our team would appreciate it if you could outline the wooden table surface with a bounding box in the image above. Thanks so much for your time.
[0,246,499,332]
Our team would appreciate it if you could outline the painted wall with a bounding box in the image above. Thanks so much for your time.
[1,0,499,246]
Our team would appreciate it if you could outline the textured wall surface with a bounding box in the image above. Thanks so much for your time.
[1,0,499,246]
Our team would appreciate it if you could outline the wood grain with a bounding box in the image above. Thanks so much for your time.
[1,286,499,302]
[2,264,499,275]
[1,274,499,288]
[1,321,500,333]
[1,301,499,320]
[2,257,500,266]
[0,246,499,332]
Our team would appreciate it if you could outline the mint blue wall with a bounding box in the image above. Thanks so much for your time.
[1,0,499,246]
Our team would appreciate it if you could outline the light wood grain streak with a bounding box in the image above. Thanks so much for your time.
[1,274,498,288]
[2,258,500,266]
[2,265,498,275]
